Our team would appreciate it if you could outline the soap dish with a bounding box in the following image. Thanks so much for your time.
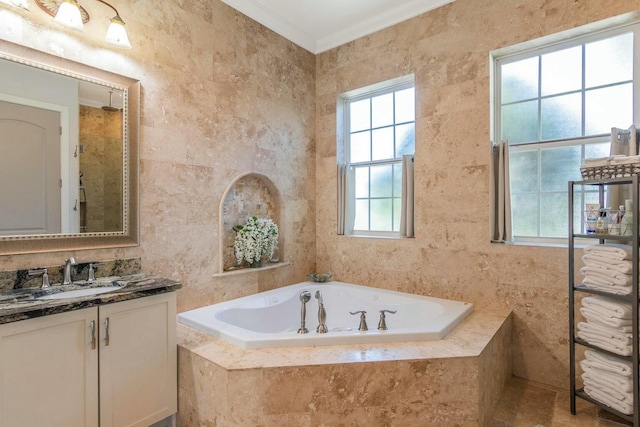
[308,273,332,283]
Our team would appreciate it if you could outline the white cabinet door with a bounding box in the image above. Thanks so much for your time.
[0,308,99,427]
[99,292,177,427]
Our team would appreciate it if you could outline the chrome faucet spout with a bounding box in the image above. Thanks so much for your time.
[63,257,77,285]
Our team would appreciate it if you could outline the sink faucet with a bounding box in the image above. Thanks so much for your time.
[315,290,328,333]
[28,268,50,288]
[62,257,77,285]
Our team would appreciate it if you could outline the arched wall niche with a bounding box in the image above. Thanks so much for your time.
[218,172,283,273]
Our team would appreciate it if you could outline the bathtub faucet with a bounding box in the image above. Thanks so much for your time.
[315,290,328,333]
[297,290,311,334]
[350,310,368,331]
[377,310,397,330]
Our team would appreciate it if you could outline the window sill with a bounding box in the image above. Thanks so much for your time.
[343,234,413,240]
[214,261,290,277]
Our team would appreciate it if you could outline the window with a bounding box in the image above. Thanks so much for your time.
[338,76,415,236]
[493,22,640,242]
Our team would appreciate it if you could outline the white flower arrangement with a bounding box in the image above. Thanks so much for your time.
[233,216,279,267]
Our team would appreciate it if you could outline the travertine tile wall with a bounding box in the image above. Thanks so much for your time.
[0,0,637,391]
[315,0,638,388]
[0,2,315,313]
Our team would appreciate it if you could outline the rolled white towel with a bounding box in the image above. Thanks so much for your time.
[585,349,633,376]
[610,155,640,165]
[580,266,631,286]
[580,364,632,392]
[577,322,632,345]
[584,385,633,415]
[580,308,633,330]
[581,254,633,274]
[583,244,633,261]
[582,156,613,168]
[581,281,632,296]
[581,296,632,318]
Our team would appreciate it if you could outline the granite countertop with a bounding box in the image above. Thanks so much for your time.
[0,275,181,325]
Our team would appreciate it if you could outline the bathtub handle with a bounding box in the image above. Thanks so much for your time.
[378,310,397,330]
[350,310,368,331]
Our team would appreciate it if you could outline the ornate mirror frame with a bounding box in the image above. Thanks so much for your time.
[0,39,139,255]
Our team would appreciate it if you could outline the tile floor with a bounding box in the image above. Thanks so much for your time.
[491,377,632,426]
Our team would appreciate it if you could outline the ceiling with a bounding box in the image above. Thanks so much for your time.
[219,0,455,54]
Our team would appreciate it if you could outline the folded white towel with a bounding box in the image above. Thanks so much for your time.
[611,155,640,165]
[585,377,634,403]
[580,365,632,392]
[583,244,633,261]
[582,296,632,318]
[582,254,633,274]
[581,266,631,286]
[585,349,633,376]
[582,156,613,168]
[576,331,632,356]
[581,277,631,295]
[577,322,632,344]
[580,308,633,329]
[582,360,633,384]
[580,305,633,324]
[584,385,633,415]
[581,281,632,295]
[584,379,633,404]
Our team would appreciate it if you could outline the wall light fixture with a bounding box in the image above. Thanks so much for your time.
[34,0,132,49]
[1,0,29,10]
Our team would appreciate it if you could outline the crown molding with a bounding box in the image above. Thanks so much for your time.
[220,0,455,54]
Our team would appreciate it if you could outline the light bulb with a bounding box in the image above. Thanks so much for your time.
[54,0,83,30]
[105,15,131,49]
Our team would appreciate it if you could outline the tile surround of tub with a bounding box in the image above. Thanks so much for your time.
[177,309,512,425]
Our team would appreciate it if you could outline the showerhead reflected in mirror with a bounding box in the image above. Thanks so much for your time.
[78,85,124,234]
[0,39,139,255]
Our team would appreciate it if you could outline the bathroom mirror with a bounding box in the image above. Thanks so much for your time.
[0,39,139,255]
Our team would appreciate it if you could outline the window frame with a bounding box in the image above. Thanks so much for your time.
[339,76,415,237]
[492,19,640,245]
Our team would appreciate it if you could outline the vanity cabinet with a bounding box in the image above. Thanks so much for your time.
[0,307,99,427]
[0,292,177,427]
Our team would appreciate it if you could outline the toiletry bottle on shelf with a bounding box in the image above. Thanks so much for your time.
[585,203,600,233]
[617,205,625,223]
[596,210,607,234]
[621,199,633,236]
[610,205,625,235]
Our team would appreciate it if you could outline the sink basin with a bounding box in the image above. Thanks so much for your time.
[35,286,123,300]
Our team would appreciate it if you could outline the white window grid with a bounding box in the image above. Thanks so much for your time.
[344,81,414,235]
[493,22,640,243]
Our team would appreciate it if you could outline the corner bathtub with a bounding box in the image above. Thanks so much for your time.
[177,281,473,349]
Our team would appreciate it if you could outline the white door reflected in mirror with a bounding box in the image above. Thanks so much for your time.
[0,101,66,235]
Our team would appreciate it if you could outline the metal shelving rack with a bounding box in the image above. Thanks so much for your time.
[569,175,639,425]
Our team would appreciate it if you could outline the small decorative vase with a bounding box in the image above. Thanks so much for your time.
[249,260,262,268]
